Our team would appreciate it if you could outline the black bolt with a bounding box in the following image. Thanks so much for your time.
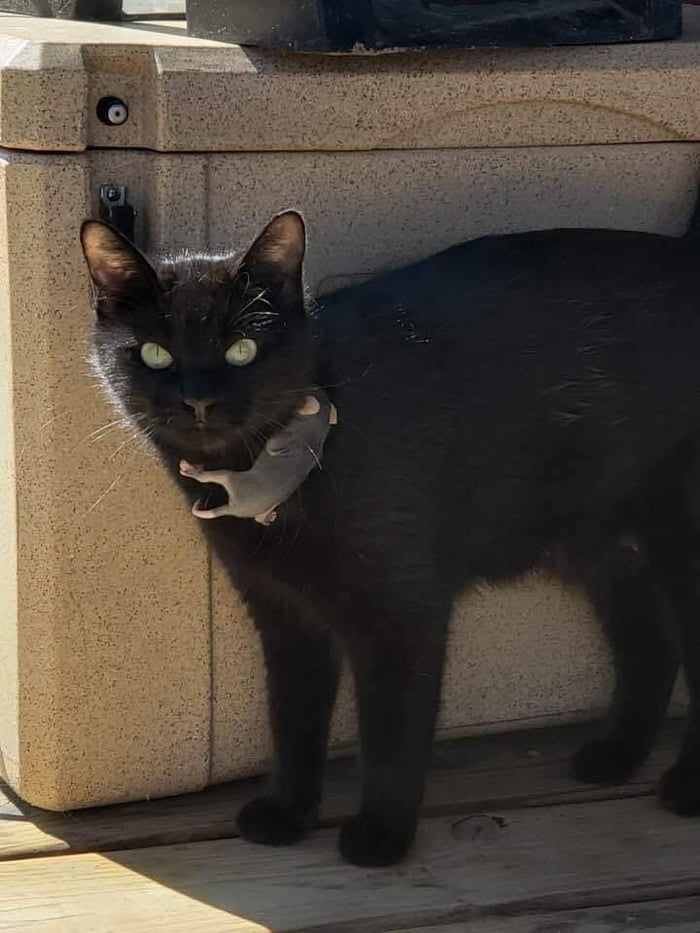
[97,96,129,127]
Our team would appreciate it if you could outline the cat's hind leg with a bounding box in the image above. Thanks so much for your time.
[643,449,700,816]
[650,540,700,815]
[571,535,679,785]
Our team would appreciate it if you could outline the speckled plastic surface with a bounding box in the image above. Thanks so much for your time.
[0,152,211,809]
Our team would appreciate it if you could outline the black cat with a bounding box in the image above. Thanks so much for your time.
[82,195,700,866]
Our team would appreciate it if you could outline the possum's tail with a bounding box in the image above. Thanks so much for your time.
[684,183,700,241]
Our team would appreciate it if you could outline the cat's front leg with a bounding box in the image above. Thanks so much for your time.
[236,588,341,845]
[339,589,451,867]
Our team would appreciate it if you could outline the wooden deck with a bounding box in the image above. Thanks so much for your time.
[1,720,700,931]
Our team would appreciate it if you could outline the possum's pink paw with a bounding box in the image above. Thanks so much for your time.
[179,460,203,477]
[254,509,278,525]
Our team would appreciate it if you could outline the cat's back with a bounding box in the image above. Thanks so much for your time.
[319,226,693,339]
[317,226,699,475]
[318,225,697,405]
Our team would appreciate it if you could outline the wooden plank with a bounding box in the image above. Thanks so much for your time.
[0,719,683,860]
[0,777,259,862]
[1,796,700,932]
[390,896,700,932]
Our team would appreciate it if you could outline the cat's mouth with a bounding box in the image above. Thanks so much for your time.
[158,426,237,462]
[165,417,234,441]
[153,411,258,465]
[163,408,244,435]
[150,400,299,466]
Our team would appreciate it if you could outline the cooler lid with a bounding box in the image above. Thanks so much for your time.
[0,10,698,153]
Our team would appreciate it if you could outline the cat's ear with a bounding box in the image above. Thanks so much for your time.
[239,211,306,285]
[80,221,158,303]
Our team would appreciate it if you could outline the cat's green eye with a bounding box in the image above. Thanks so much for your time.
[140,342,173,370]
[225,338,258,367]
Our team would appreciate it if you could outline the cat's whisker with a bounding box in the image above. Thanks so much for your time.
[303,443,322,470]
[246,310,279,325]
[317,363,373,391]
[136,423,159,460]
[237,290,273,316]
[107,427,146,462]
[84,412,148,446]
[238,270,251,294]
[39,408,70,431]
[41,415,65,431]
[81,472,124,519]
[256,413,291,432]
[84,418,129,443]
[88,426,124,444]
[239,432,257,470]
[340,419,376,454]
[248,426,269,455]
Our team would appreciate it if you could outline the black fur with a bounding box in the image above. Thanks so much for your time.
[82,200,700,866]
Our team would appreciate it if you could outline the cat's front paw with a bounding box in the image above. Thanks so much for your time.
[571,738,644,785]
[338,814,415,867]
[659,764,700,816]
[236,796,310,846]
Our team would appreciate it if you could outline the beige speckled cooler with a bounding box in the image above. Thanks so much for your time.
[0,10,697,809]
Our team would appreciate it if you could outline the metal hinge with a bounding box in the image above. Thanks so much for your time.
[99,184,136,242]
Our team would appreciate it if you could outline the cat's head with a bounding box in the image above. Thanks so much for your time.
[81,212,314,466]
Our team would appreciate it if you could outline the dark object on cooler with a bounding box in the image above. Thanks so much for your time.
[186,0,682,50]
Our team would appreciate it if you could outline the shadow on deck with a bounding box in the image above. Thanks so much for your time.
[0,719,698,932]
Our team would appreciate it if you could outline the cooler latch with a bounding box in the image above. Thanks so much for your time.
[99,185,136,242]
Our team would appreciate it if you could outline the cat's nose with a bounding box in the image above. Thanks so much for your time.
[183,397,217,423]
